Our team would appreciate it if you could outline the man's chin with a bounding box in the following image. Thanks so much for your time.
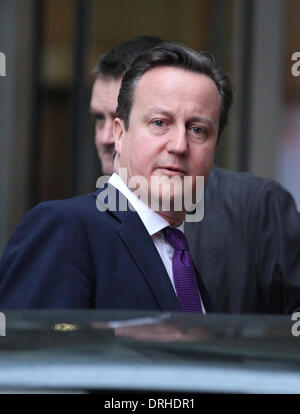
[101,162,114,176]
[148,189,185,213]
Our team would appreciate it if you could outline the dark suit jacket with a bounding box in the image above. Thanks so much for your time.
[185,167,300,314]
[0,186,212,311]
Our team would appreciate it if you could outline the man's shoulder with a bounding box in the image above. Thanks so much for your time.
[2,188,119,254]
[205,166,296,212]
[20,189,112,231]
[210,166,269,187]
[30,190,100,216]
[209,166,285,196]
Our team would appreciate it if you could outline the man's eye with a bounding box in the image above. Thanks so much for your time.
[96,114,105,122]
[190,126,207,136]
[92,114,105,128]
[153,120,166,127]
[91,114,104,122]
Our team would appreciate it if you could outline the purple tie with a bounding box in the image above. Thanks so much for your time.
[163,227,203,313]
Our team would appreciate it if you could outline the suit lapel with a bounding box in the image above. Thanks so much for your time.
[93,185,210,312]
[115,209,181,311]
[93,185,180,310]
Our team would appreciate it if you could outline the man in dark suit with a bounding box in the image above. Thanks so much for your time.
[0,42,229,312]
[185,167,300,314]
[89,37,300,315]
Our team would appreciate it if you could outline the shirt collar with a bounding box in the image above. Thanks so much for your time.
[108,173,184,236]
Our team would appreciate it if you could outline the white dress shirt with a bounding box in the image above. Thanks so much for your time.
[108,173,206,312]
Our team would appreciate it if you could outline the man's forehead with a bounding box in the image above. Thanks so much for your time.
[94,74,122,88]
[132,66,220,118]
[90,76,122,107]
[135,66,218,98]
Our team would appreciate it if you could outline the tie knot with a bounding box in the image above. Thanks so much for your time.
[163,227,188,251]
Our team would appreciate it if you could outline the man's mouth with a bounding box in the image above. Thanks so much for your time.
[102,146,115,155]
[158,166,187,176]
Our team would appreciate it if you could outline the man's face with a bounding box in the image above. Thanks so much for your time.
[114,66,220,220]
[90,76,122,175]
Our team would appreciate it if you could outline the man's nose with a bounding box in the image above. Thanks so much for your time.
[166,126,188,154]
[96,120,114,144]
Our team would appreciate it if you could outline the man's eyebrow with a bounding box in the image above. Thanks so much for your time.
[145,108,174,118]
[89,108,116,118]
[145,109,214,127]
[188,116,214,127]
[89,107,99,115]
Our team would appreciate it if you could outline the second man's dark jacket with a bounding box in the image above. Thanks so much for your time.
[185,167,300,314]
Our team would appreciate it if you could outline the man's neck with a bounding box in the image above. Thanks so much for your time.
[113,170,186,227]
[155,210,185,227]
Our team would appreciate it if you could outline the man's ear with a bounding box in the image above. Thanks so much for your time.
[113,118,125,156]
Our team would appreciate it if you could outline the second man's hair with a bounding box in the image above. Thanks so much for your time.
[93,36,163,79]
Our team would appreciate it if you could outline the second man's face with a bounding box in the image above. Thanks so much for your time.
[90,76,122,175]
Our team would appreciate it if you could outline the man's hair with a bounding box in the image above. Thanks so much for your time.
[116,41,233,138]
[93,36,163,80]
